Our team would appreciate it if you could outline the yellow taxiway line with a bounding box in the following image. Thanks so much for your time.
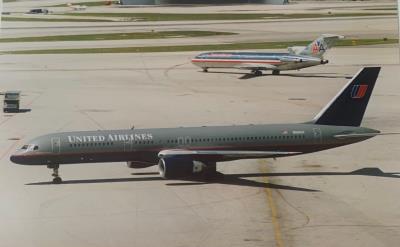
[259,159,284,247]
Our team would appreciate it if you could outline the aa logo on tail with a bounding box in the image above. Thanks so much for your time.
[311,40,326,54]
[351,84,368,99]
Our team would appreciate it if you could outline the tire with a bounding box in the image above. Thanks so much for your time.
[255,70,262,76]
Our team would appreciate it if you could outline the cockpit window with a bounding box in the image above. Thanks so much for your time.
[22,144,39,151]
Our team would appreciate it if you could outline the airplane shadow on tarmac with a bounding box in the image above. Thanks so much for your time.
[26,167,400,192]
[18,109,32,113]
[200,70,352,80]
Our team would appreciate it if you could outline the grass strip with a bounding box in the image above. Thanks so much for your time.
[0,31,235,43]
[364,8,397,11]
[5,38,398,55]
[50,1,118,7]
[1,17,112,22]
[61,12,394,21]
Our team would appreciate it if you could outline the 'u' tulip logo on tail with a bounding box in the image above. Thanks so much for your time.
[351,84,368,99]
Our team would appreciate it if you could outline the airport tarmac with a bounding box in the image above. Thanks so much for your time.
[0,46,399,246]
[2,0,396,14]
[1,0,399,245]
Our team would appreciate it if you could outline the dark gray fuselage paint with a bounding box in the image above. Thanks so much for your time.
[10,123,378,166]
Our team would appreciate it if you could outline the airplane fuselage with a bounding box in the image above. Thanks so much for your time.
[10,123,377,167]
[191,52,326,72]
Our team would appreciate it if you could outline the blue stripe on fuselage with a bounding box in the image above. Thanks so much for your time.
[195,52,309,60]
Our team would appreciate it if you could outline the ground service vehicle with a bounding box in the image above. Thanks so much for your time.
[3,91,20,113]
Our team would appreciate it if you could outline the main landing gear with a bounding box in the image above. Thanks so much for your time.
[47,164,62,184]
[252,70,263,76]
[272,70,280,75]
[202,67,208,72]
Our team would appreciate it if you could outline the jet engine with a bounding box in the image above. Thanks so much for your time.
[158,157,208,179]
[126,161,154,169]
[279,56,303,63]
[287,46,306,55]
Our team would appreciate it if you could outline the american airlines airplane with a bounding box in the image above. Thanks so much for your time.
[192,34,344,76]
[11,67,383,184]
[67,3,87,11]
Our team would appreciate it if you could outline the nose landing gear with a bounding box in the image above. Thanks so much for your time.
[47,164,62,184]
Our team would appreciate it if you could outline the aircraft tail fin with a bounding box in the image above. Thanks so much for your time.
[311,67,381,127]
[291,34,344,58]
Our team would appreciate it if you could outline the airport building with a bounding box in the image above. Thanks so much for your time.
[120,0,288,5]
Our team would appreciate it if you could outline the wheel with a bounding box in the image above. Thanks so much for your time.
[52,177,62,184]
[203,68,208,72]
[272,70,280,75]
[254,70,262,76]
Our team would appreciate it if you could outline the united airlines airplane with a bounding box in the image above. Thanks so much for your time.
[11,67,384,184]
[192,34,344,76]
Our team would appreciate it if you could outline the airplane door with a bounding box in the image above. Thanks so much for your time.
[178,136,191,147]
[124,139,132,152]
[185,136,192,145]
[312,128,322,144]
[178,137,185,146]
[51,137,61,153]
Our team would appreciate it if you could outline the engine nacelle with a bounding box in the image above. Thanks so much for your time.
[126,161,154,169]
[279,56,303,63]
[288,46,306,55]
[158,157,207,179]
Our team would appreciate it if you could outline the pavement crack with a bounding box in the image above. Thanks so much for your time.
[276,190,311,229]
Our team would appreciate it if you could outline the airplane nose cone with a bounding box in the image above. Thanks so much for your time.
[10,154,19,164]
[10,154,24,164]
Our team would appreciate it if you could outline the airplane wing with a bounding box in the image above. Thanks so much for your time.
[158,149,300,161]
[234,63,277,71]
